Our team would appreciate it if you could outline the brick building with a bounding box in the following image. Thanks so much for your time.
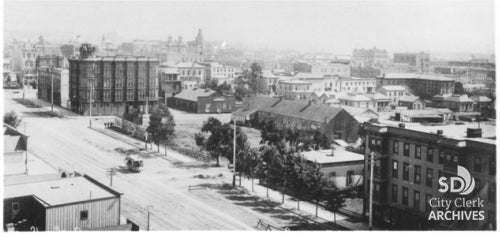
[69,44,159,116]
[376,73,455,100]
[393,52,430,73]
[245,97,360,142]
[37,68,70,108]
[168,88,236,113]
[364,123,496,230]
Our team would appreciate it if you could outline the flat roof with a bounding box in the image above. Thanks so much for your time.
[301,149,364,164]
[4,176,118,207]
[378,73,454,81]
[378,120,496,143]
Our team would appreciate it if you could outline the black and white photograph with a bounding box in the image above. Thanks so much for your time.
[1,0,497,232]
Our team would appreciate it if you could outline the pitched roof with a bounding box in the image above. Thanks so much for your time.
[469,95,492,102]
[292,72,325,80]
[173,88,216,102]
[398,95,421,102]
[175,62,205,68]
[259,99,345,123]
[443,94,474,103]
[364,93,390,101]
[232,96,279,117]
[338,94,371,101]
[338,105,378,117]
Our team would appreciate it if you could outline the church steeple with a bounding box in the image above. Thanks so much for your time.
[196,28,203,43]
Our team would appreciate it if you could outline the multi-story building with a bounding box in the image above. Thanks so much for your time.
[175,62,206,90]
[364,123,496,230]
[68,44,159,116]
[351,66,381,78]
[36,55,66,70]
[37,67,70,108]
[393,52,430,73]
[338,93,390,111]
[276,79,312,100]
[376,73,455,99]
[352,47,389,67]
[158,64,181,104]
[336,76,376,93]
[201,62,237,84]
[21,41,37,83]
[292,72,330,92]
[156,29,204,63]
[431,94,475,113]
[293,61,350,76]
[379,85,410,104]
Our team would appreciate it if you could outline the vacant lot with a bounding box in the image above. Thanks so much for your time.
[169,108,262,159]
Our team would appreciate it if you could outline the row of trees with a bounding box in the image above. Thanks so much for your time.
[259,120,332,151]
[194,117,352,221]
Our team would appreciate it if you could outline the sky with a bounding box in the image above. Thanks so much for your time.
[3,0,496,54]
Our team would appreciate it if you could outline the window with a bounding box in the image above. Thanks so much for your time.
[490,158,496,176]
[415,145,421,159]
[11,202,20,212]
[427,148,434,162]
[403,163,410,181]
[414,191,420,210]
[426,194,432,212]
[205,103,211,112]
[391,184,398,203]
[403,143,410,156]
[80,210,88,220]
[346,171,354,186]
[393,141,399,154]
[489,183,496,202]
[426,168,433,187]
[414,165,421,184]
[474,157,482,172]
[439,151,445,164]
[402,187,409,206]
[392,160,398,178]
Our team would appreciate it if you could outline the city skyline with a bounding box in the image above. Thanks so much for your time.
[4,0,495,55]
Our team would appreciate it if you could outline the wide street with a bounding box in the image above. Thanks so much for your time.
[3,89,316,230]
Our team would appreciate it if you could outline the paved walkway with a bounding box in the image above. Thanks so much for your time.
[237,177,378,230]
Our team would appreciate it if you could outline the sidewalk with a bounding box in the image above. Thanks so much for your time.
[237,177,378,230]
[89,120,197,164]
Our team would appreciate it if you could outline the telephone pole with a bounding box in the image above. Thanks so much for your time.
[106,168,116,186]
[146,205,153,231]
[369,151,374,231]
[232,121,236,187]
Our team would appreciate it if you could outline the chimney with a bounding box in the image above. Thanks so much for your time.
[466,128,482,138]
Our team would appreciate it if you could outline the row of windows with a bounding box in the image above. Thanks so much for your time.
[392,140,495,175]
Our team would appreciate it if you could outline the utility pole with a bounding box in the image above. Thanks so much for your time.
[51,69,54,112]
[146,205,153,231]
[232,121,236,187]
[369,151,374,231]
[89,63,95,128]
[106,168,116,186]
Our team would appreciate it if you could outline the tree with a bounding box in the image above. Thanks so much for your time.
[233,86,252,101]
[324,189,353,223]
[4,111,22,128]
[146,104,176,155]
[236,146,260,190]
[196,117,248,166]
